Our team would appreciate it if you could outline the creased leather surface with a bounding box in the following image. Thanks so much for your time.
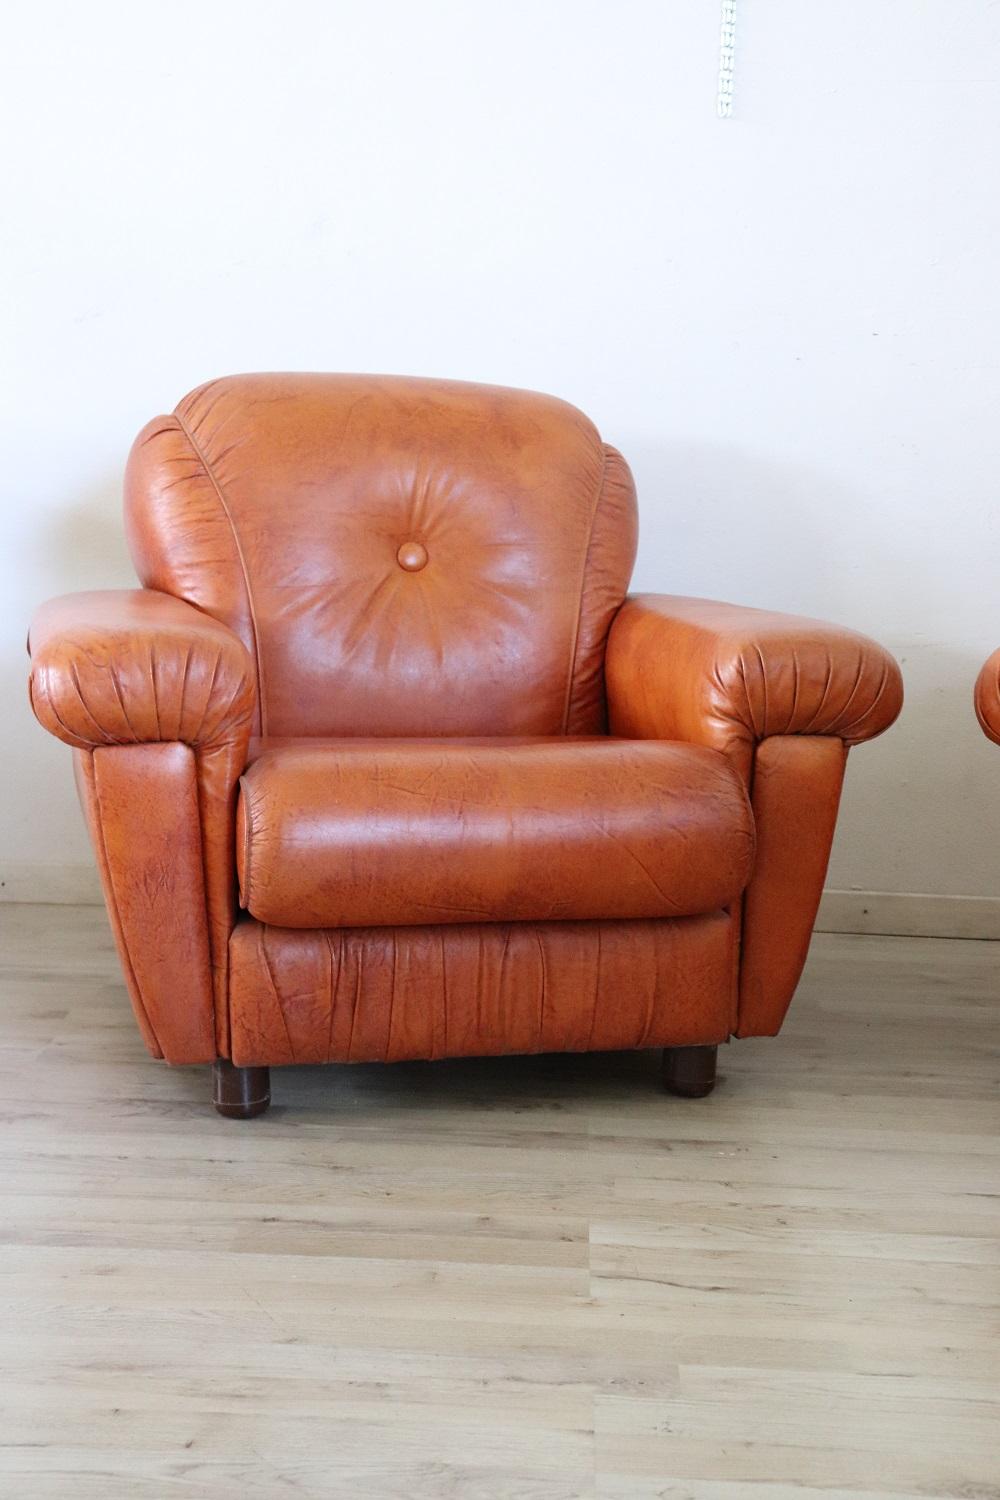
[565,445,638,733]
[28,589,255,752]
[75,745,216,1062]
[73,749,160,1058]
[605,594,901,1039]
[228,912,736,1067]
[236,737,753,928]
[606,594,903,779]
[974,648,1000,744]
[28,589,255,1032]
[737,736,847,1038]
[125,375,637,738]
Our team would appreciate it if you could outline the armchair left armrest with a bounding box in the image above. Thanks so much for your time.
[28,589,256,1063]
[29,588,255,756]
[606,594,903,1039]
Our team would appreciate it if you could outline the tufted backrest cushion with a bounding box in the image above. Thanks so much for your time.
[124,374,638,738]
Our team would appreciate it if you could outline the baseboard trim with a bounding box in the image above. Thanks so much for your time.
[816,889,1000,941]
[4,866,999,940]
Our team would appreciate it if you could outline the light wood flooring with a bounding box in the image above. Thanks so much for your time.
[0,903,997,1499]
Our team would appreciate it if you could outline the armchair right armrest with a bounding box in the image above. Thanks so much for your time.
[606,594,902,776]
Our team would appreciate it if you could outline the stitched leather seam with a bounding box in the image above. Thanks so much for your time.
[190,747,230,1057]
[735,732,763,1033]
[67,660,115,743]
[347,955,362,1062]
[259,924,296,1062]
[323,930,338,1064]
[839,659,891,742]
[173,411,269,736]
[91,751,163,1058]
[561,443,609,733]
[170,407,263,1045]
[237,775,252,911]
[35,673,89,748]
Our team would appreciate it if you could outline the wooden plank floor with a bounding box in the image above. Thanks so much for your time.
[0,903,997,1499]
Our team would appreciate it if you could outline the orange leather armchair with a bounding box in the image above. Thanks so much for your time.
[28,375,903,1117]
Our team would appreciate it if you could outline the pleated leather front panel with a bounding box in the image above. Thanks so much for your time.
[228,912,737,1067]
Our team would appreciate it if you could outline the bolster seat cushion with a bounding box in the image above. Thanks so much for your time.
[235,737,755,928]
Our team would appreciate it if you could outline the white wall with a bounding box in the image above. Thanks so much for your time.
[3,1,999,925]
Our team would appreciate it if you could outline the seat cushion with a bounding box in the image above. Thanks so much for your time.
[236,738,754,929]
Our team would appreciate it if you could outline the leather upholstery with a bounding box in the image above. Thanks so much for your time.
[228,911,737,1067]
[27,374,903,1075]
[975,648,1000,744]
[605,594,901,1036]
[74,745,217,1061]
[28,589,255,754]
[606,594,902,779]
[737,736,846,1036]
[125,374,638,738]
[235,737,754,928]
[29,588,255,1025]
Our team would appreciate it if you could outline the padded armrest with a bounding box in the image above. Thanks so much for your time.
[606,595,902,1041]
[29,590,256,1059]
[606,594,903,774]
[28,589,255,753]
[975,649,1000,745]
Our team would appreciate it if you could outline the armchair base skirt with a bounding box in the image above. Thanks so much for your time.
[226,912,739,1068]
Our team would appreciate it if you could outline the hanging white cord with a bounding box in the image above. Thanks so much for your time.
[717,0,737,117]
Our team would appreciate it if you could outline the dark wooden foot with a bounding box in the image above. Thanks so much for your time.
[662,1044,717,1098]
[213,1060,270,1119]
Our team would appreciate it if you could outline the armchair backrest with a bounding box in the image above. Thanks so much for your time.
[125,374,637,738]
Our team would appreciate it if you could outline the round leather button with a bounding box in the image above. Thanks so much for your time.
[396,540,428,572]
